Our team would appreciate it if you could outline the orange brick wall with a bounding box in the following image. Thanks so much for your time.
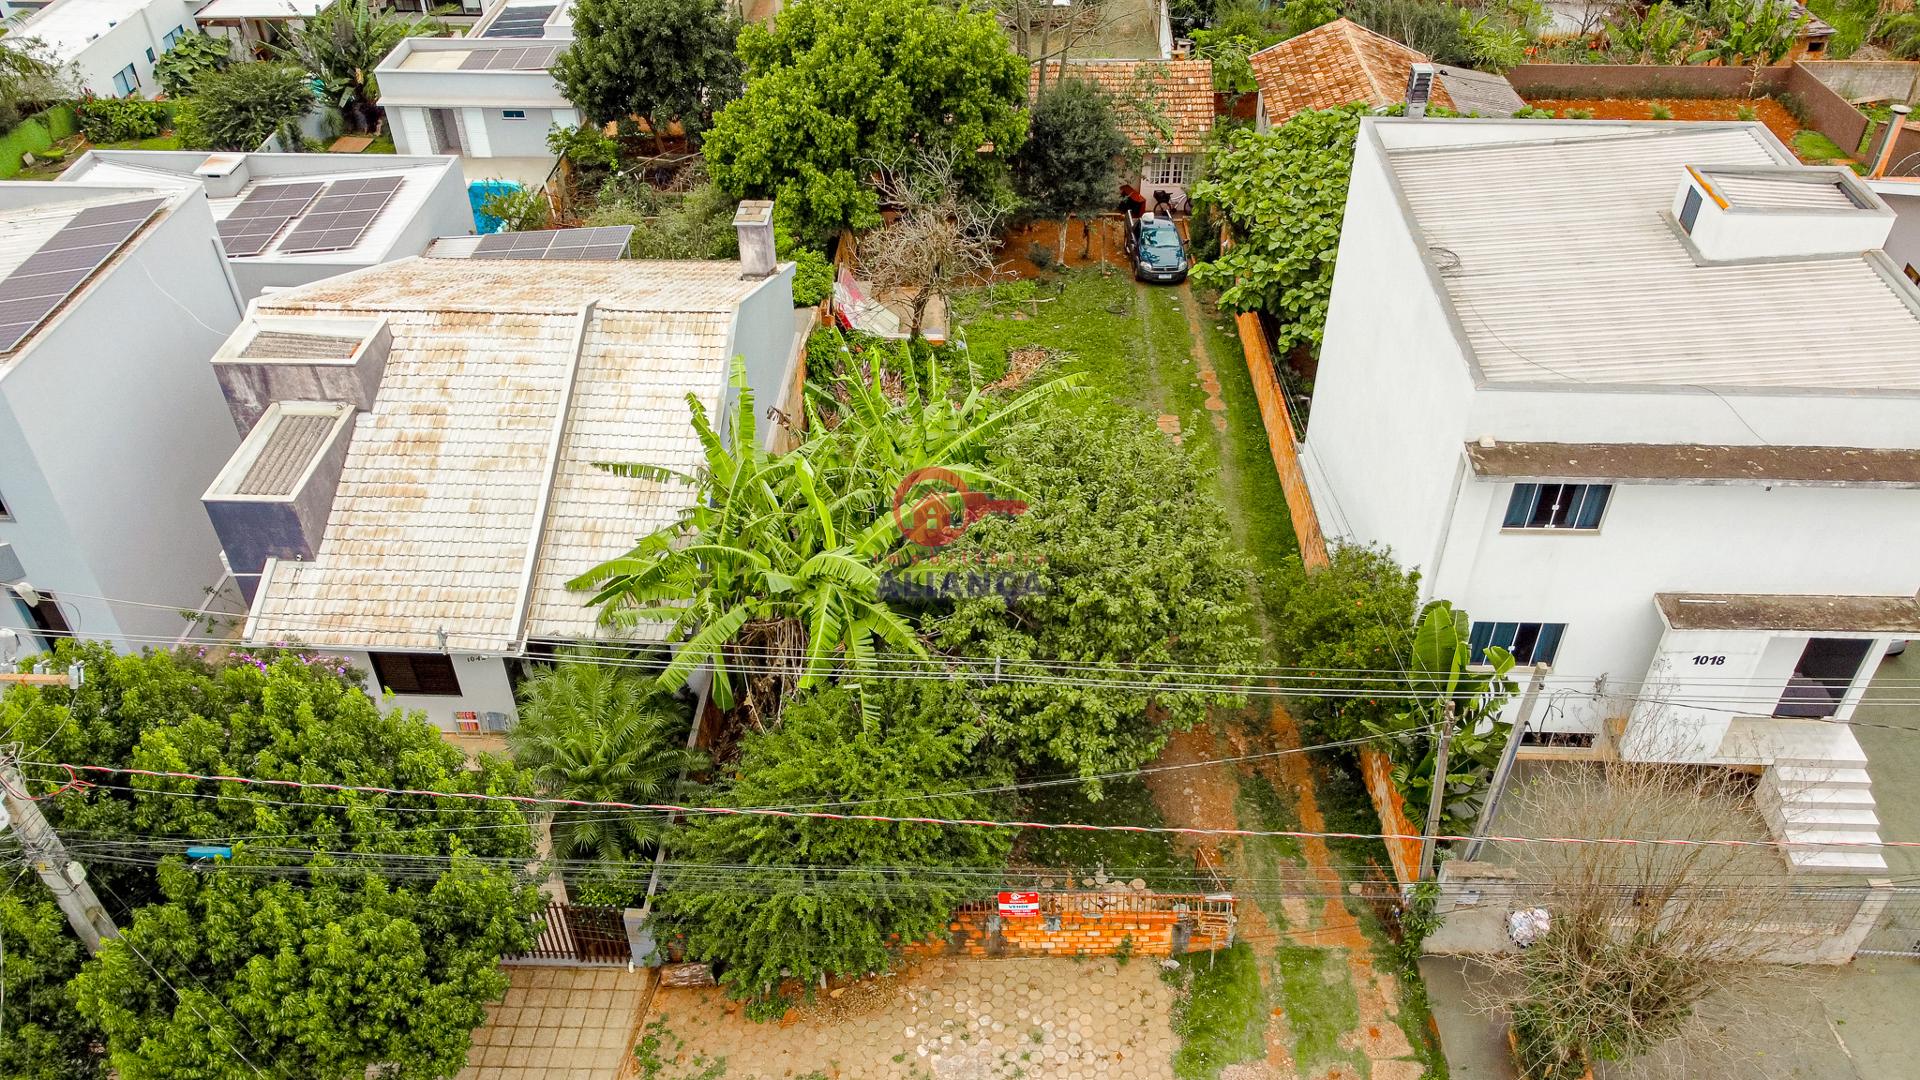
[908,894,1236,959]
[1360,748,1423,885]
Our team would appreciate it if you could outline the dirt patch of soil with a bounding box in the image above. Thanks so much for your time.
[995,216,1134,277]
[986,345,1055,391]
[1525,97,1806,153]
[1142,726,1242,861]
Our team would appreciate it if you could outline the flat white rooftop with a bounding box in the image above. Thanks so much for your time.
[16,0,155,64]
[1376,120,1920,393]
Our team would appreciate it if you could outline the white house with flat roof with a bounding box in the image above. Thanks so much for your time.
[374,0,579,189]
[1304,117,1920,873]
[61,150,473,298]
[205,218,803,732]
[14,0,200,98]
[0,183,245,658]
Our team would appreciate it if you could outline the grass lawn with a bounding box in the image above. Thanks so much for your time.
[95,135,183,151]
[1164,944,1269,1080]
[1272,946,1364,1074]
[1791,130,1864,173]
[361,131,396,154]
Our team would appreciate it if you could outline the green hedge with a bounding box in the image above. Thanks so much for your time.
[0,104,80,178]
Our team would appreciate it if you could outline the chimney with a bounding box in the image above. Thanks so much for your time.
[733,200,776,278]
[1872,104,1912,179]
[1406,64,1437,119]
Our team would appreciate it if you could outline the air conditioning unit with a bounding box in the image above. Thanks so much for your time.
[1406,63,1437,119]
[481,711,515,733]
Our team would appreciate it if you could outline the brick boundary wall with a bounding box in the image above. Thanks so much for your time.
[1359,749,1424,886]
[906,892,1238,959]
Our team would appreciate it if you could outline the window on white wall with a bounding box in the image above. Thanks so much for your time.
[501,109,527,119]
[1502,483,1610,530]
[1146,153,1195,187]
[163,25,186,49]
[1469,621,1566,666]
[111,64,138,97]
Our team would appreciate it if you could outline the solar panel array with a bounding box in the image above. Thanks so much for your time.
[472,226,632,261]
[481,4,554,37]
[279,175,405,254]
[216,181,323,257]
[458,43,563,70]
[0,198,165,353]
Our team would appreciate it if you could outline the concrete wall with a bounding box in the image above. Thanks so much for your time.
[1301,123,1479,567]
[386,103,575,161]
[1504,63,1791,100]
[0,189,244,650]
[1801,60,1920,104]
[31,0,200,99]
[1875,187,1920,271]
[723,264,801,454]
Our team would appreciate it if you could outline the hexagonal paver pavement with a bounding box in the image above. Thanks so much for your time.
[458,965,650,1080]
[642,956,1179,1080]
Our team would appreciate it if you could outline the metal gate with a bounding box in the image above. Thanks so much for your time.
[1858,895,1920,959]
[509,901,630,965]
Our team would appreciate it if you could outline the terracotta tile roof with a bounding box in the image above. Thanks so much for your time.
[1029,58,1216,154]
[1248,18,1452,127]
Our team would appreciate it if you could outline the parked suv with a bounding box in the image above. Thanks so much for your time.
[1126,211,1189,284]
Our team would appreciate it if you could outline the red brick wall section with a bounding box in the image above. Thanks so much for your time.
[1783,62,1870,157]
[1359,749,1423,886]
[907,893,1237,959]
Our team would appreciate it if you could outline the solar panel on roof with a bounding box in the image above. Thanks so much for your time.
[471,226,632,261]
[0,197,164,353]
[481,4,555,37]
[277,175,404,254]
[217,181,324,256]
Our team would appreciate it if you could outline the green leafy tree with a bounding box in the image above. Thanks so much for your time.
[187,62,314,150]
[152,32,232,97]
[276,0,438,133]
[934,400,1258,784]
[554,0,742,145]
[0,643,542,1080]
[1191,104,1364,355]
[508,654,704,866]
[658,681,1012,1002]
[0,36,74,127]
[0,887,102,1080]
[1267,541,1421,743]
[1605,2,1697,64]
[1457,0,1541,73]
[701,0,1029,244]
[1013,78,1130,221]
[1689,0,1807,85]
[1345,0,1477,65]
[1279,0,1340,37]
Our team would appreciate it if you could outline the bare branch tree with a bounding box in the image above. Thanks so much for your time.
[997,0,1146,92]
[1477,760,1828,1079]
[860,148,1007,341]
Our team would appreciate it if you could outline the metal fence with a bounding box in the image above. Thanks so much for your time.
[507,901,631,966]
[1857,898,1920,960]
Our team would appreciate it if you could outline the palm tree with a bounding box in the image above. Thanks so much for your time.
[507,654,705,865]
[277,0,439,133]
[571,353,1079,727]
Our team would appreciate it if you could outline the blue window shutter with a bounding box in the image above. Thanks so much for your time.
[1503,485,1535,528]
[1574,485,1610,529]
[1534,624,1566,665]
[1468,621,1495,664]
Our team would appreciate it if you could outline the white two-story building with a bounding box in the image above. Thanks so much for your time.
[1305,118,1920,872]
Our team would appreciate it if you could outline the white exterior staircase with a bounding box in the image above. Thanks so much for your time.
[1752,728,1888,875]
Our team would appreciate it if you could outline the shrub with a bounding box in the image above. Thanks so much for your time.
[188,62,313,150]
[1648,103,1673,120]
[481,186,554,232]
[1266,542,1420,743]
[76,97,169,143]
[152,32,232,96]
[1562,107,1594,119]
[787,246,831,306]
[547,120,619,170]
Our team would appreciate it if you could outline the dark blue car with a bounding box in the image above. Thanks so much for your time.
[1127,212,1189,284]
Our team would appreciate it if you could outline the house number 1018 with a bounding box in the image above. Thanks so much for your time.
[1692,655,1727,666]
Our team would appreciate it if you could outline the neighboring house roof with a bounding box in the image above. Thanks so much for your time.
[243,258,781,653]
[1433,65,1525,119]
[1028,59,1216,154]
[0,186,181,370]
[62,152,459,264]
[1379,122,1920,391]
[17,0,158,66]
[1248,18,1453,126]
[194,0,331,20]
[1464,441,1920,487]
[1792,2,1835,38]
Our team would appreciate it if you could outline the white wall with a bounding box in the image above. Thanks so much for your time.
[1876,189,1920,279]
[32,0,201,99]
[1302,124,1479,570]
[346,650,518,731]
[386,103,575,160]
[0,189,244,650]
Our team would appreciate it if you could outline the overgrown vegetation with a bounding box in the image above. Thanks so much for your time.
[1164,944,1268,1079]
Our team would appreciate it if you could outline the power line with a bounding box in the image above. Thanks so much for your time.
[23,760,1920,854]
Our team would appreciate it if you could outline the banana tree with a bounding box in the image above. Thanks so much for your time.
[1366,601,1518,831]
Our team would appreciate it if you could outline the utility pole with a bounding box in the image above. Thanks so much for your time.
[0,749,120,953]
[1417,700,1456,882]
[1462,663,1549,864]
